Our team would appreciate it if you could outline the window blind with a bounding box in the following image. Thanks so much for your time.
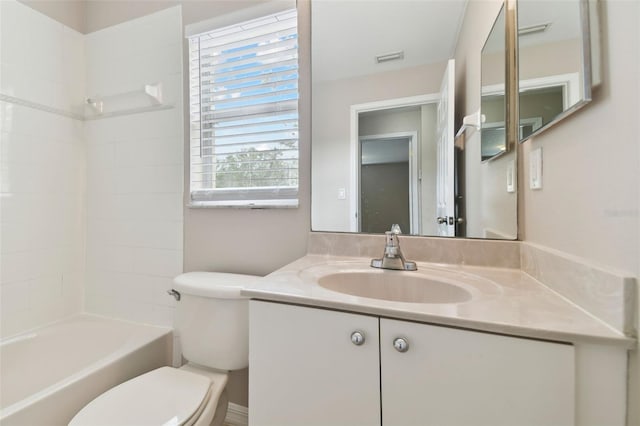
[188,8,299,207]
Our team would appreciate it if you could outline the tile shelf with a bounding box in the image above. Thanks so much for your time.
[85,82,174,120]
[1,84,174,121]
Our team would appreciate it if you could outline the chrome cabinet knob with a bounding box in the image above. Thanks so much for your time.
[351,331,365,346]
[393,337,409,353]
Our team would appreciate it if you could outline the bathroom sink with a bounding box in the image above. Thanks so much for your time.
[317,271,472,304]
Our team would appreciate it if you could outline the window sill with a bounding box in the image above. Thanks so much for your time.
[188,199,299,209]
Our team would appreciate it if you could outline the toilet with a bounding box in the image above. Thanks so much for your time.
[69,272,258,426]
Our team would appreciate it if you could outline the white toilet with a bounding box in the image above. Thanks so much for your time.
[69,272,258,426]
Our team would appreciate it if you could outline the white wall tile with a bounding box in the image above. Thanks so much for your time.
[0,1,31,68]
[87,166,117,195]
[0,193,36,223]
[113,164,183,194]
[0,1,86,336]
[1,251,36,284]
[87,140,116,170]
[2,2,183,334]
[0,280,30,314]
[86,244,135,273]
[112,193,182,222]
[150,305,175,328]
[131,220,182,250]
[83,6,183,327]
[0,221,33,253]
[147,275,177,308]
[131,248,182,278]
[29,274,64,309]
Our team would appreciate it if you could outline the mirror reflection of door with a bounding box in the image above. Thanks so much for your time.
[352,90,451,236]
[359,136,414,234]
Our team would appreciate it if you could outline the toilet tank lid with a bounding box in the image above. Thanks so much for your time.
[173,271,260,299]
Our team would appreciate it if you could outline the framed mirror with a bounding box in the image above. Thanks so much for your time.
[517,0,593,142]
[311,0,516,239]
[480,4,507,162]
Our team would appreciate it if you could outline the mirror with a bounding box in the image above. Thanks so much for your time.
[481,5,508,162]
[311,0,507,238]
[517,0,592,142]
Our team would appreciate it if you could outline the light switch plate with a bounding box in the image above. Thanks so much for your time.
[506,160,516,193]
[337,188,346,200]
[529,147,543,189]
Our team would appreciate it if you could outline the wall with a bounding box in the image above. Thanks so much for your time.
[312,62,445,232]
[519,1,639,423]
[454,0,517,240]
[182,0,308,281]
[7,0,639,420]
[0,0,86,337]
[83,7,184,327]
[18,0,85,33]
[83,0,308,279]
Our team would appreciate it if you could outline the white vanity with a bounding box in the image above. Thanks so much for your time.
[244,255,634,426]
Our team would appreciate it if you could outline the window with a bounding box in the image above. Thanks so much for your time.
[188,8,299,207]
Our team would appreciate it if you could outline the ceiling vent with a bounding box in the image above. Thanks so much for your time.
[375,50,404,63]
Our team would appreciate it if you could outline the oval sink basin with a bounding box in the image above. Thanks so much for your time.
[317,271,472,304]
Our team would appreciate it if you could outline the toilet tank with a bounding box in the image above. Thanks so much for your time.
[172,272,259,371]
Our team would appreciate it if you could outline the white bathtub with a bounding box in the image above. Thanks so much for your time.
[0,314,172,426]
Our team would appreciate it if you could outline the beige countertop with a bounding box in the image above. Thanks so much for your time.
[242,255,635,348]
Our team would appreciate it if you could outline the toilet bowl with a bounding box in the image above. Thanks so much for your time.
[69,272,258,426]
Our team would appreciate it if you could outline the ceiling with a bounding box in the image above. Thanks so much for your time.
[311,0,468,82]
[518,0,583,48]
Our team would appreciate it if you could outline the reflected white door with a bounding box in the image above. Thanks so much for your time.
[436,59,455,236]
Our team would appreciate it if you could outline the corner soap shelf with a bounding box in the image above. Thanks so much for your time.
[85,82,174,120]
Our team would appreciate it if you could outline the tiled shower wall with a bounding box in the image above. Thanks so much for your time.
[0,2,184,337]
[83,7,184,327]
[0,0,86,337]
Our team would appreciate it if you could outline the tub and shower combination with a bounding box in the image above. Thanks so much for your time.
[0,315,172,426]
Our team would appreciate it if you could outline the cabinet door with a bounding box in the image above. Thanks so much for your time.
[249,301,381,426]
[380,319,575,426]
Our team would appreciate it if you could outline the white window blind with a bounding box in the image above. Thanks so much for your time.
[188,8,299,207]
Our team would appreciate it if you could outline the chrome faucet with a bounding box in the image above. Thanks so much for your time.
[371,224,417,271]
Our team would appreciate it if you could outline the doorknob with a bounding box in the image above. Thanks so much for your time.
[436,216,447,224]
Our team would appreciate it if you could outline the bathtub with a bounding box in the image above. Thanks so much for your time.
[0,314,172,426]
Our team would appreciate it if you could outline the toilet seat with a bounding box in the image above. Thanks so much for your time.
[69,367,224,426]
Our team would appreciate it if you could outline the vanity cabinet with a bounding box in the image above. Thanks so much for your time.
[249,301,575,426]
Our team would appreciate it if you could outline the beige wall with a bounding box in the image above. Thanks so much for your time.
[520,2,639,423]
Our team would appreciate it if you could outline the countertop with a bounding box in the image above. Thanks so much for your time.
[242,255,635,348]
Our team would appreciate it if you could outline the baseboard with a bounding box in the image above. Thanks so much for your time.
[225,403,248,426]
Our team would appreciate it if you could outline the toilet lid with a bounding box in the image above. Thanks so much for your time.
[69,367,211,426]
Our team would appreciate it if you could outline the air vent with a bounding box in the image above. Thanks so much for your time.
[375,50,404,63]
